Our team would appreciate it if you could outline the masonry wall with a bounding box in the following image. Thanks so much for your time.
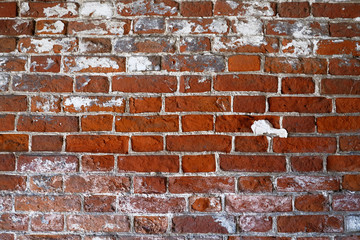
[0,0,360,239]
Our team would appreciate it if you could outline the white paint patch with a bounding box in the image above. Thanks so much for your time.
[213,215,236,233]
[37,20,65,34]
[226,0,239,10]
[64,96,95,111]
[356,43,360,51]
[213,36,266,51]
[207,19,228,34]
[127,56,159,72]
[12,20,30,32]
[233,17,263,36]
[346,215,360,232]
[21,2,30,15]
[169,20,196,34]
[43,3,77,17]
[117,0,177,15]
[0,74,10,91]
[251,120,288,138]
[20,156,77,172]
[65,57,119,72]
[19,38,75,53]
[282,39,312,56]
[244,2,274,16]
[35,95,59,112]
[80,2,113,18]
[102,98,124,108]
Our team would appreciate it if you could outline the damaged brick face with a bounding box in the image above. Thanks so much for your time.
[0,0,360,239]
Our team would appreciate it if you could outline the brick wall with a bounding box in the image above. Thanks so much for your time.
[0,0,360,239]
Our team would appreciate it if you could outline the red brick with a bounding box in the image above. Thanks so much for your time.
[295,194,329,212]
[329,58,360,75]
[189,196,221,212]
[118,196,185,213]
[118,155,179,172]
[232,238,289,240]
[220,155,286,172]
[343,175,360,191]
[316,40,360,56]
[0,20,34,35]
[166,96,230,112]
[291,156,323,172]
[0,38,16,53]
[269,97,331,113]
[31,96,61,113]
[36,20,67,35]
[0,57,26,72]
[182,115,213,132]
[180,75,211,93]
[239,215,272,232]
[167,135,231,152]
[131,136,163,152]
[30,56,61,73]
[214,74,278,92]
[75,75,109,93]
[0,134,28,152]
[180,37,211,53]
[113,75,177,93]
[0,233,13,240]
[31,135,62,152]
[18,155,78,173]
[133,176,166,194]
[0,175,26,191]
[116,115,178,132]
[182,154,215,173]
[282,77,315,94]
[265,57,327,74]
[84,195,116,212]
[21,2,78,18]
[67,215,129,232]
[31,214,64,231]
[313,3,360,18]
[66,135,129,153]
[317,116,360,133]
[266,21,328,37]
[63,56,125,73]
[115,37,175,53]
[172,215,235,234]
[129,97,162,113]
[134,216,168,234]
[18,38,78,54]
[332,194,360,211]
[274,137,336,153]
[234,96,266,113]
[63,96,125,113]
[18,235,80,240]
[277,215,343,233]
[238,176,273,192]
[0,115,15,131]
[283,116,315,133]
[169,176,234,193]
[0,154,15,171]
[276,176,340,192]
[18,115,78,132]
[162,55,225,72]
[118,0,178,16]
[29,175,62,193]
[81,155,114,172]
[215,115,280,132]
[0,214,29,231]
[64,175,130,193]
[226,195,292,213]
[340,136,360,151]
[278,2,310,18]
[15,195,81,212]
[214,0,275,16]
[79,38,112,53]
[13,74,73,92]
[81,115,113,131]
[133,17,165,34]
[327,155,360,172]
[181,1,212,17]
[0,95,27,112]
[336,98,360,113]
[68,20,131,35]
[330,23,360,37]
[0,2,17,17]
[228,55,261,72]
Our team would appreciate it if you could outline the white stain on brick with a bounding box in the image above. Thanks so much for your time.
[43,3,77,17]
[64,96,94,111]
[65,57,119,72]
[21,2,30,15]
[37,20,65,34]
[127,56,159,72]
[0,74,10,91]
[226,0,239,10]
[18,38,75,53]
[244,2,274,16]
[35,95,59,112]
[169,20,196,34]
[208,19,228,34]
[20,156,77,173]
[233,17,263,36]
[346,215,360,232]
[213,215,236,233]
[80,2,113,18]
[213,36,266,51]
[283,39,312,56]
[251,120,288,138]
[117,0,177,15]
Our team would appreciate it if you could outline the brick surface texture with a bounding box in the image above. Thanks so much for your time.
[0,0,359,239]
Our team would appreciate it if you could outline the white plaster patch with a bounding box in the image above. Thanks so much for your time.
[80,2,113,18]
[282,39,312,56]
[213,215,236,233]
[127,56,159,72]
[207,19,228,34]
[35,95,59,112]
[117,0,177,15]
[64,96,95,111]
[244,2,274,16]
[0,74,10,91]
[213,36,266,51]
[226,0,239,10]
[43,3,77,17]
[65,57,119,72]
[251,120,288,138]
[232,17,263,36]
[37,20,65,34]
[21,2,30,15]
[169,20,196,34]
[346,215,360,232]
[19,38,75,53]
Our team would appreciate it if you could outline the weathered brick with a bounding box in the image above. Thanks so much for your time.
[30,56,61,73]
[75,75,109,93]
[173,215,235,234]
[117,0,178,16]
[282,77,315,94]
[340,136,360,151]
[68,20,131,35]
[291,156,323,172]
[79,38,111,53]
[214,74,277,92]
[116,116,178,132]
[162,55,225,72]
[134,216,168,234]
[226,195,292,213]
[84,195,116,212]
[115,37,175,53]
[273,137,336,153]
[0,134,28,152]
[213,36,278,53]
[133,176,166,194]
[239,215,272,232]
[15,195,81,212]
[169,176,234,193]
[214,0,275,16]
[167,135,232,152]
[29,175,62,193]
[313,3,360,18]
[0,115,15,131]
[64,56,126,73]
[220,155,286,172]
[0,214,29,231]
[81,155,114,172]
[0,154,15,171]
[265,57,327,74]
[238,176,273,192]
[317,116,360,133]
[18,115,79,132]
[168,19,228,34]
[215,115,280,132]
[180,75,211,93]
[343,175,360,191]
[277,215,343,233]
[18,38,78,54]
[330,23,360,37]
[327,155,360,172]
[0,57,27,72]
[18,155,78,173]
[113,75,177,93]
[63,96,125,113]
[0,38,17,53]
[31,214,64,231]
[118,196,185,213]
[181,1,212,17]
[266,21,328,37]
[278,2,310,18]
[333,194,360,211]
[66,135,129,153]
[36,20,67,35]
[276,176,340,192]
[190,196,221,212]
[0,175,26,191]
[131,135,163,152]
[21,2,78,18]
[13,74,73,92]
[64,175,130,193]
[134,17,165,33]
[295,194,329,212]
[67,215,129,232]
[180,37,211,53]
[31,95,61,113]
[0,20,34,35]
